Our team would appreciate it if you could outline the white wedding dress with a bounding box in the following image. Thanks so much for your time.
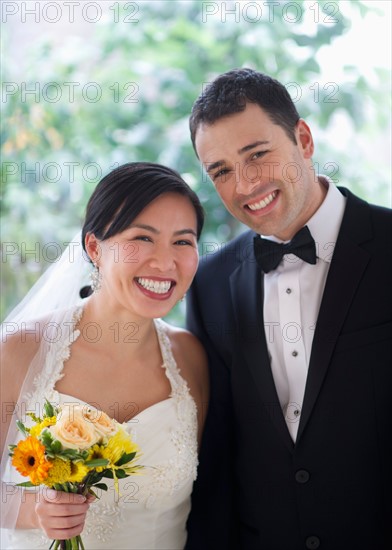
[3,306,198,549]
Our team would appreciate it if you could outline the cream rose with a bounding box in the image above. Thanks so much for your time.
[83,407,118,440]
[50,405,100,450]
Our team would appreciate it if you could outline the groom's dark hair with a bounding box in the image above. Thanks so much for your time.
[189,68,300,152]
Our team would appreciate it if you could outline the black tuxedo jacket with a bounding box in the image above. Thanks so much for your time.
[185,189,392,550]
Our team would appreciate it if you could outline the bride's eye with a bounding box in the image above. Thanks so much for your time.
[134,235,153,242]
[174,239,193,246]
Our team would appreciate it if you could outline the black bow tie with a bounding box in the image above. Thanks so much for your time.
[254,226,317,273]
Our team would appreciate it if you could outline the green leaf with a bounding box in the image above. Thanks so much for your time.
[44,399,55,418]
[16,481,37,487]
[115,451,136,467]
[40,430,54,447]
[114,469,128,479]
[101,470,114,479]
[84,459,109,468]
[16,420,28,437]
[62,451,79,460]
[92,483,108,491]
[51,440,62,453]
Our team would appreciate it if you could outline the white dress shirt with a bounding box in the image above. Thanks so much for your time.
[262,177,346,441]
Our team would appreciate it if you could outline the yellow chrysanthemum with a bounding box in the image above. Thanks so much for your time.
[69,461,89,483]
[43,458,71,486]
[30,416,57,438]
[88,428,139,471]
[12,436,52,484]
[104,428,139,465]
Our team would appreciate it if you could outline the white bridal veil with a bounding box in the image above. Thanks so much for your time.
[1,233,91,544]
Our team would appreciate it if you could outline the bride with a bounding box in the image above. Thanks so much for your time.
[1,162,208,549]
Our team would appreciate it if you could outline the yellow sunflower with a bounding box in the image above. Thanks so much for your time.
[69,461,89,483]
[12,436,52,484]
[87,445,107,472]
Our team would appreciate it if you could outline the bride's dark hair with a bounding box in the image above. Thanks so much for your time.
[81,162,204,251]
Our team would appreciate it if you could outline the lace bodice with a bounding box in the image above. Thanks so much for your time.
[7,306,198,549]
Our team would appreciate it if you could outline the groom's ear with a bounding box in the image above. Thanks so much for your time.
[84,232,101,264]
[296,119,314,159]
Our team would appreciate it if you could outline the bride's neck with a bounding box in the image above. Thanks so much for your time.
[78,297,157,356]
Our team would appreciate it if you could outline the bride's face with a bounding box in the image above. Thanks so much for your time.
[88,192,199,319]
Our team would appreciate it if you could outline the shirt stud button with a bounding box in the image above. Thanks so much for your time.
[295,469,310,483]
[286,288,292,294]
[292,350,298,357]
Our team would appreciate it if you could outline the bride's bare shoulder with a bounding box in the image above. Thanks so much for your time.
[0,308,74,400]
[161,321,206,369]
[1,305,80,353]
[1,322,42,397]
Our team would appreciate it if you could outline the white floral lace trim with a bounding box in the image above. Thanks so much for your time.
[24,306,83,409]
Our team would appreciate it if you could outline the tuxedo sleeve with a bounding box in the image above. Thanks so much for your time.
[185,276,239,550]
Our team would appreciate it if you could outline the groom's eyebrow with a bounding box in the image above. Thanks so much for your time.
[238,140,270,154]
[205,160,225,174]
[205,140,270,173]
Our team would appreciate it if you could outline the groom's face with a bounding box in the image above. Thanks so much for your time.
[195,102,319,241]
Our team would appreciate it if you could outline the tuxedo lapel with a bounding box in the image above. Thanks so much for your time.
[297,190,372,441]
[229,251,294,451]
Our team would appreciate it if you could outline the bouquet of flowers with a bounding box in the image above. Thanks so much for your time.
[9,399,142,550]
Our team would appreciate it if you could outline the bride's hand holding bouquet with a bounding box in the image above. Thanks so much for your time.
[9,399,143,550]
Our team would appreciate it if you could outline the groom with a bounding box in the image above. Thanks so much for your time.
[185,68,392,549]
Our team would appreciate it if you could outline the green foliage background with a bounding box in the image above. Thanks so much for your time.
[1,0,391,323]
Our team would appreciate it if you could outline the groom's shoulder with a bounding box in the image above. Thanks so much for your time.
[340,186,391,220]
[340,187,392,244]
[197,228,255,274]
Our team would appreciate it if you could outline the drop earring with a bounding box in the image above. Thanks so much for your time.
[90,263,102,292]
